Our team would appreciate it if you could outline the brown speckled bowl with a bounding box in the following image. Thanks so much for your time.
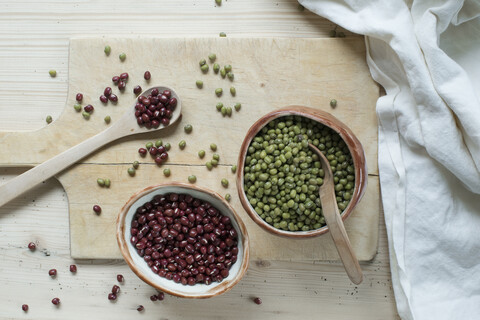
[236,106,367,238]
[116,183,250,298]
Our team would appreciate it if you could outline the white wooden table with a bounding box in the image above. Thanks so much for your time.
[0,1,399,319]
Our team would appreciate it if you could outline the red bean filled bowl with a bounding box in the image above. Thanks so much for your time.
[116,183,250,298]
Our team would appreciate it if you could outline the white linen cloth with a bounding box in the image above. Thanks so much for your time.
[299,0,480,318]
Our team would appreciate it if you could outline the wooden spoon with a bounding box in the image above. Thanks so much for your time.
[309,143,363,284]
[0,86,181,207]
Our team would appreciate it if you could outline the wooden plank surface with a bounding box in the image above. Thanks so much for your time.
[0,37,379,260]
[0,0,399,319]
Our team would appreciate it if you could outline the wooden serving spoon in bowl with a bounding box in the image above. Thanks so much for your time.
[0,86,181,208]
[309,143,363,285]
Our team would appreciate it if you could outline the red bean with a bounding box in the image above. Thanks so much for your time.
[104,87,112,96]
[117,274,124,282]
[112,76,119,84]
[84,105,94,113]
[118,81,126,90]
[109,94,118,103]
[76,93,83,102]
[253,297,262,305]
[120,72,129,81]
[22,304,28,311]
[112,285,120,294]
[70,264,77,273]
[137,305,144,312]
[48,269,57,277]
[108,293,117,301]
[150,295,158,301]
[144,71,151,80]
[93,205,101,214]
[100,95,108,103]
[133,85,142,95]
[28,242,36,250]
[51,298,60,305]
[138,148,147,156]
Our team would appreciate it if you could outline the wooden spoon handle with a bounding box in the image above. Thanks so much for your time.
[0,126,122,207]
[320,191,363,284]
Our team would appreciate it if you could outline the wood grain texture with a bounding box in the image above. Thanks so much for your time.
[0,0,399,318]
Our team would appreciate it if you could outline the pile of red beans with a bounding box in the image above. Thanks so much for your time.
[135,88,177,128]
[130,193,239,286]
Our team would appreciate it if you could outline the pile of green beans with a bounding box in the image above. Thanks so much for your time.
[243,115,355,232]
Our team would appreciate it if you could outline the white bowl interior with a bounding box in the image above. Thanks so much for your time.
[123,185,245,296]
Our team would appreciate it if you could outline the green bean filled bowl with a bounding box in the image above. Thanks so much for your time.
[236,106,367,238]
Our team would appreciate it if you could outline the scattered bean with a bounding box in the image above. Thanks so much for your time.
[201,64,209,72]
[221,178,229,188]
[93,205,102,214]
[215,88,223,96]
[196,80,203,88]
[211,159,218,166]
[150,295,158,301]
[163,168,171,177]
[112,285,120,295]
[227,72,234,80]
[231,165,237,173]
[28,242,36,250]
[22,304,28,312]
[210,143,217,151]
[330,99,337,108]
[184,124,193,133]
[219,32,227,37]
[213,63,220,73]
[128,167,136,176]
[225,193,231,201]
[155,140,163,147]
[133,85,142,95]
[52,298,60,305]
[179,140,186,149]
[74,103,82,112]
[112,76,120,84]
[216,102,224,111]
[138,148,147,156]
[234,103,241,111]
[199,59,207,66]
[49,70,57,77]
[46,115,53,124]
[70,265,77,273]
[97,178,105,187]
[208,53,216,62]
[253,297,262,305]
[221,106,227,116]
[220,68,226,78]
[104,45,111,55]
[157,292,165,300]
[100,95,108,103]
[108,293,117,301]
[84,104,94,113]
[213,154,220,161]
[206,161,213,170]
[76,93,83,102]
[104,115,111,124]
[164,143,171,151]
[198,150,206,158]
[144,71,151,80]
[188,175,197,183]
[226,107,232,117]
[104,179,111,188]
[215,0,221,5]
[224,65,232,72]
[109,94,118,103]
[82,111,90,120]
[146,142,153,149]
[230,87,236,96]
[117,274,124,283]
[48,269,57,277]
[118,81,126,91]
[137,305,144,312]
[119,53,126,61]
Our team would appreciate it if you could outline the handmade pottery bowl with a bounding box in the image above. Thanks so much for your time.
[116,182,250,298]
[236,106,367,238]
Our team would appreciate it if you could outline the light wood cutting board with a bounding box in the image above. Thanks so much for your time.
[0,37,380,260]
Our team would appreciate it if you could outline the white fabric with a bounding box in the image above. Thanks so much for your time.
[299,0,480,319]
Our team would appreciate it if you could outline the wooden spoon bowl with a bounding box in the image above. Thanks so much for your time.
[236,106,368,238]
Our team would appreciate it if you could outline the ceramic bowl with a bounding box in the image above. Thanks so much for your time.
[116,182,250,298]
[236,106,367,238]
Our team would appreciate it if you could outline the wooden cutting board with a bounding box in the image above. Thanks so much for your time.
[0,37,380,260]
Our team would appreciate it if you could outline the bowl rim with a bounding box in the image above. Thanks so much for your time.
[236,105,368,238]
[116,182,250,299]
